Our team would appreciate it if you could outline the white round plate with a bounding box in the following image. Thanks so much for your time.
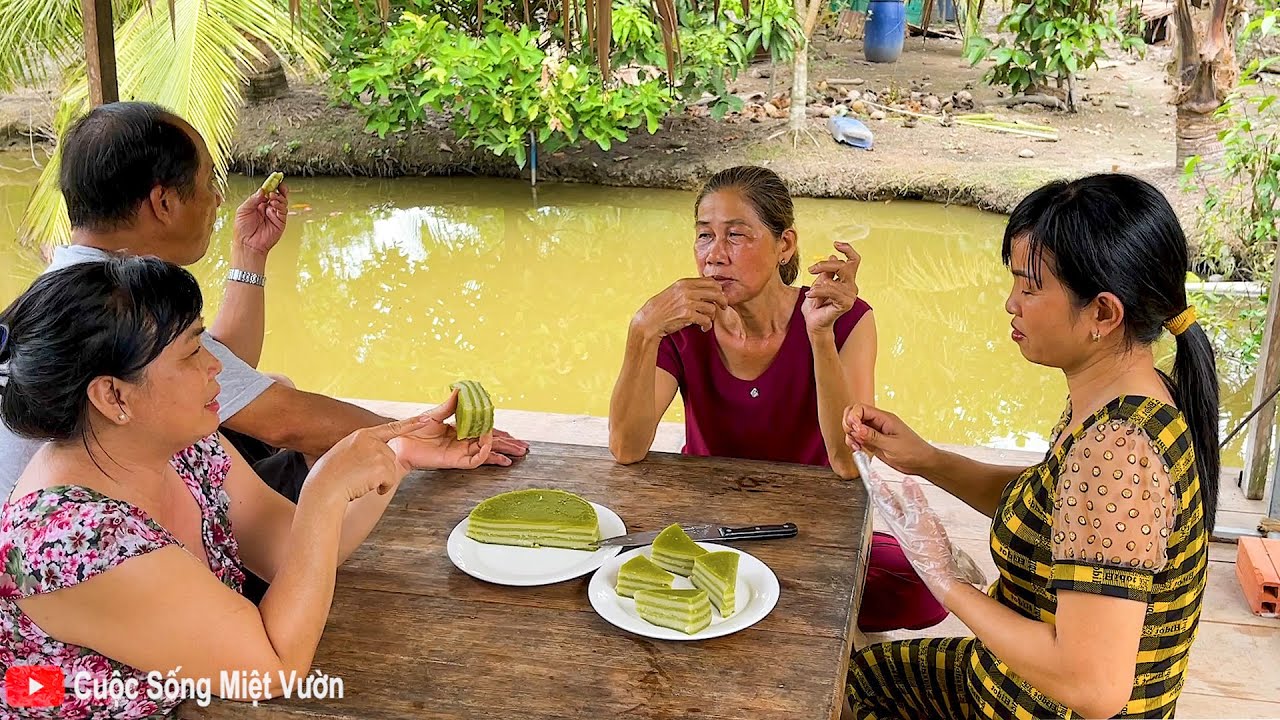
[447,502,625,586]
[587,542,780,641]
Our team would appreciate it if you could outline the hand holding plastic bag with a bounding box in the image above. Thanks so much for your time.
[853,451,987,602]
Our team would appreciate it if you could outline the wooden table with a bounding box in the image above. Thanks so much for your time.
[181,442,871,720]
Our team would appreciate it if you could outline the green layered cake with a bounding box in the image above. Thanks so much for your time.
[465,489,600,550]
[633,588,712,635]
[650,524,708,576]
[615,555,675,598]
[691,551,739,618]
[260,171,284,194]
[450,380,494,439]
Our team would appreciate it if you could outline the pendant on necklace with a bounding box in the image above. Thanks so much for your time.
[750,387,759,398]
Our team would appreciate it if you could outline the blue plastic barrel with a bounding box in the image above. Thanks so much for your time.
[864,0,906,63]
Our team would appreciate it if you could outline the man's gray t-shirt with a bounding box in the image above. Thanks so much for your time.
[0,245,274,498]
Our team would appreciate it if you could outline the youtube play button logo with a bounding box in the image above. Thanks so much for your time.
[4,666,64,708]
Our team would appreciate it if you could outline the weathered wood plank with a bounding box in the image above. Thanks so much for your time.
[1216,471,1268,514]
[1173,691,1280,719]
[183,596,848,719]
[80,0,118,106]
[338,530,862,640]
[1243,243,1280,499]
[184,442,869,720]
[1183,621,1280,703]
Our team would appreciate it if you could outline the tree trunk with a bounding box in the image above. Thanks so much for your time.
[242,35,289,104]
[1175,81,1228,168]
[1173,0,1237,170]
[789,34,808,131]
[788,0,822,132]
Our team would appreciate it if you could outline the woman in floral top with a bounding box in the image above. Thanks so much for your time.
[0,257,501,718]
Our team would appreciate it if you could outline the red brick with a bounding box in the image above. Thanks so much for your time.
[1236,537,1280,617]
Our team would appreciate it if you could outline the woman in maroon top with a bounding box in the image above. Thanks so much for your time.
[608,165,944,632]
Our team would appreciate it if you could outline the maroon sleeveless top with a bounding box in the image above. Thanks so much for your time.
[657,288,872,466]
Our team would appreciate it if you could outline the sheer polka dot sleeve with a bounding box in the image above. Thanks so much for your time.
[1049,422,1177,600]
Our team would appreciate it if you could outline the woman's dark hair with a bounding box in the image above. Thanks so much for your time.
[1002,173,1220,530]
[695,166,800,285]
[59,101,200,231]
[0,256,203,444]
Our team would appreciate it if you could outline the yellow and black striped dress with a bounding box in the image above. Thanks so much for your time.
[847,395,1208,719]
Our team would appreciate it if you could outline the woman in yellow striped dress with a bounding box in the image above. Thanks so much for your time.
[842,173,1219,719]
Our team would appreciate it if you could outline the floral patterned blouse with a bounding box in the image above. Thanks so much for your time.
[0,435,245,718]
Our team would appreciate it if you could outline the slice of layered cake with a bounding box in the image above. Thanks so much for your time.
[691,551,739,618]
[633,588,713,635]
[650,524,708,576]
[465,489,601,550]
[616,555,676,598]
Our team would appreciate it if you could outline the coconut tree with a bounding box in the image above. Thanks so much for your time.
[1173,0,1238,168]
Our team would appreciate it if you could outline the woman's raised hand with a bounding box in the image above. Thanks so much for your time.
[633,278,728,338]
[802,241,860,334]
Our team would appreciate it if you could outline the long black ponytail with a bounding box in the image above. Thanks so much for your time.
[1003,173,1221,531]
[1170,322,1221,528]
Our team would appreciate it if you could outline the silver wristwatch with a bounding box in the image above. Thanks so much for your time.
[227,268,266,287]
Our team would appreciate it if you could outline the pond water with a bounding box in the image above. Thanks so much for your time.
[0,151,1253,464]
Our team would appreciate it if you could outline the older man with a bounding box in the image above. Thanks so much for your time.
[0,101,528,598]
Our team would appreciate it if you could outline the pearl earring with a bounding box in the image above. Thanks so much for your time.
[117,413,127,421]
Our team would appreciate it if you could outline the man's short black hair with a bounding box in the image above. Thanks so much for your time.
[59,101,201,231]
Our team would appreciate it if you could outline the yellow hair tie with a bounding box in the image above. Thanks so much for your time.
[1164,306,1197,336]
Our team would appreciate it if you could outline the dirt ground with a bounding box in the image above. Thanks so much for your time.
[0,31,1196,219]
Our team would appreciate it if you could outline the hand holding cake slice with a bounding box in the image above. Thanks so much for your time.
[650,524,709,576]
[616,555,675,598]
[633,588,713,635]
[691,551,739,618]
[465,489,601,550]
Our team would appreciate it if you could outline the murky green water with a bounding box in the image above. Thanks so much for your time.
[0,151,1253,463]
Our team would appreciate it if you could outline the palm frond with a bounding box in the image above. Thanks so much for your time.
[18,99,79,249]
[19,0,327,247]
[0,0,80,90]
[651,0,679,79]
[0,0,143,90]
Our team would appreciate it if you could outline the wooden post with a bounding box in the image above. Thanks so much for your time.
[1243,243,1280,500]
[1269,430,1280,521]
[81,0,119,107]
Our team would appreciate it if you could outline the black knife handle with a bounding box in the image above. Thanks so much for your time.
[719,523,798,541]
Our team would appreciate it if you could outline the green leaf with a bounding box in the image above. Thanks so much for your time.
[1263,12,1276,36]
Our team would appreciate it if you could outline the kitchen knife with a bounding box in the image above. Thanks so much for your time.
[593,522,798,549]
